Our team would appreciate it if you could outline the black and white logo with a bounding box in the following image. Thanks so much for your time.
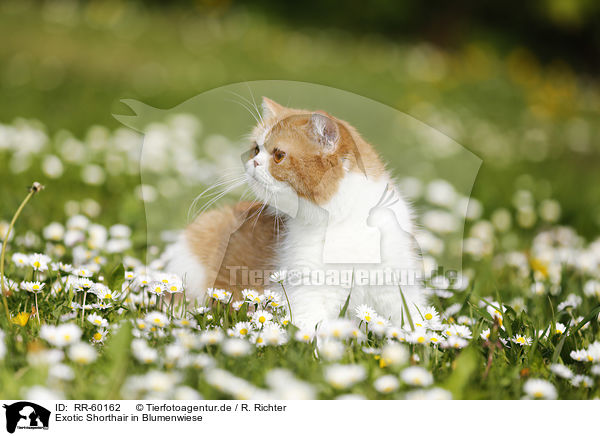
[2,402,50,434]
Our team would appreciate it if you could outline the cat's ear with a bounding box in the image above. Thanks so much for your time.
[311,112,339,153]
[261,97,284,119]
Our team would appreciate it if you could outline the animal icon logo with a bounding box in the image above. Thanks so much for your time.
[2,402,51,433]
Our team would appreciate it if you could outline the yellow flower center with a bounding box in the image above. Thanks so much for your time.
[105,294,112,299]
[93,332,102,341]
[417,336,425,343]
[94,320,101,325]
[425,313,433,320]
[33,285,40,290]
[256,337,263,344]
[33,261,41,268]
[365,315,371,322]
[240,328,248,335]
[259,316,266,323]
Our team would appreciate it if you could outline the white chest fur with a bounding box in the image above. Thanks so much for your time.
[276,172,426,330]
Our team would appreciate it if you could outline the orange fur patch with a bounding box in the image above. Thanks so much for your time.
[185,202,282,298]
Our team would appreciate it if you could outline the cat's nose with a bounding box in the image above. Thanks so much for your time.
[253,160,259,168]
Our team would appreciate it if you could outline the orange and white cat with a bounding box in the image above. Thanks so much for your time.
[165,97,426,330]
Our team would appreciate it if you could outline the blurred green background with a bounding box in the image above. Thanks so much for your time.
[0,0,599,244]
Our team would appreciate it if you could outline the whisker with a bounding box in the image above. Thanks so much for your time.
[243,83,265,127]
[251,196,270,230]
[228,89,264,128]
[188,174,246,220]
[189,179,246,222]
[226,97,262,127]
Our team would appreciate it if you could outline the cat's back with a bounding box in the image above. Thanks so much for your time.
[165,201,283,299]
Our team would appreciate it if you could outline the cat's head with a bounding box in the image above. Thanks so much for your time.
[244,97,384,214]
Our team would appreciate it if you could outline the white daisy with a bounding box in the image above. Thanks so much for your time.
[511,334,533,346]
[145,311,169,328]
[373,375,400,394]
[28,253,50,271]
[231,321,253,338]
[200,329,224,346]
[222,339,251,357]
[12,253,29,268]
[355,304,377,323]
[571,375,594,388]
[295,329,315,343]
[68,343,97,364]
[523,379,557,399]
[324,364,366,389]
[549,363,573,379]
[380,343,409,367]
[401,366,433,387]
[261,323,288,346]
[86,313,108,328]
[319,340,344,361]
[20,281,45,293]
[252,310,273,326]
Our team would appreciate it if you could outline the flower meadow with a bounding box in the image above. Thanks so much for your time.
[2,6,600,400]
[1,117,600,401]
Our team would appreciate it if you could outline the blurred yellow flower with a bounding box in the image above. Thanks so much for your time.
[530,258,549,278]
[11,312,30,327]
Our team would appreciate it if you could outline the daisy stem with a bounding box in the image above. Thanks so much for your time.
[81,291,87,326]
[181,288,187,318]
[34,292,40,325]
[0,182,44,324]
[278,281,293,324]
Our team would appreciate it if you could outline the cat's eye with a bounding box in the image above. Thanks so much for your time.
[251,144,260,157]
[273,149,286,164]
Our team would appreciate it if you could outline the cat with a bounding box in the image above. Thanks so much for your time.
[165,97,427,330]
